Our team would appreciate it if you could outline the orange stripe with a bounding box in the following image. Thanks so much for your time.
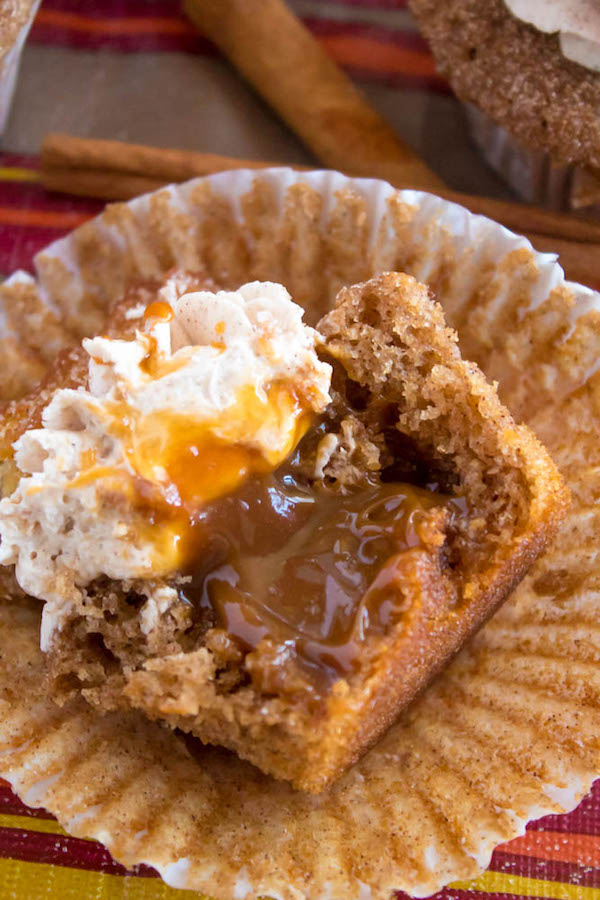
[0,206,92,229]
[502,831,600,868]
[34,9,438,81]
[318,34,438,78]
[35,8,193,36]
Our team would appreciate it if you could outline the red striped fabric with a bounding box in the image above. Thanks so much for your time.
[26,0,446,90]
[0,153,99,272]
[490,851,600,888]
[2,777,600,894]
[30,7,211,55]
[0,825,142,875]
[527,789,600,837]
[0,782,52,818]
[322,0,409,7]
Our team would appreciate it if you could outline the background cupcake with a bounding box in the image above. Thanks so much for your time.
[408,0,600,212]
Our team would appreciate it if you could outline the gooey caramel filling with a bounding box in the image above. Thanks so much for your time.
[179,470,466,688]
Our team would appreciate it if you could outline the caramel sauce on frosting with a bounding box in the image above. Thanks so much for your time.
[0,282,332,648]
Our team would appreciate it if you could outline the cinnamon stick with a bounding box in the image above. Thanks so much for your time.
[41,133,600,247]
[41,133,296,183]
[182,0,444,193]
[441,191,600,245]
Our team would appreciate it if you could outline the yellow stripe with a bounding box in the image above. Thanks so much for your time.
[2,823,596,900]
[0,166,40,182]
[0,857,200,898]
[0,853,597,900]
[0,812,66,835]
[453,870,600,900]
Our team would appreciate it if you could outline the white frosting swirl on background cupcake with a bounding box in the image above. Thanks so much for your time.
[505,0,600,72]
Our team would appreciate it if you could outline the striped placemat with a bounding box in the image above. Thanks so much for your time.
[27,0,445,88]
[2,776,600,899]
[0,0,447,277]
[1,2,598,897]
[0,153,99,275]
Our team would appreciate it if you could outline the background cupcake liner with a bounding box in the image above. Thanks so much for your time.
[0,0,41,136]
[466,104,600,216]
[1,168,600,900]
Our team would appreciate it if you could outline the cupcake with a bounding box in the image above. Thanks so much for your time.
[408,0,600,212]
[0,169,598,899]
[0,270,566,795]
[0,0,40,134]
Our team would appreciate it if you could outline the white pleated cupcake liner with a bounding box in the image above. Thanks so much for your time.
[0,167,598,899]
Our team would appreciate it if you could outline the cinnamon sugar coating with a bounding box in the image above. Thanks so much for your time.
[409,0,600,168]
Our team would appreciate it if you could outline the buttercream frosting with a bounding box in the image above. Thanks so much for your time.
[0,281,332,649]
[505,0,600,72]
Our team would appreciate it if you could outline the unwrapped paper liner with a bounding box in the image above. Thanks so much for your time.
[0,0,40,135]
[1,167,600,900]
[466,103,600,215]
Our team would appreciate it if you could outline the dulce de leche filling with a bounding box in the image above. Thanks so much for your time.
[178,466,465,690]
[133,298,462,687]
[74,309,464,688]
